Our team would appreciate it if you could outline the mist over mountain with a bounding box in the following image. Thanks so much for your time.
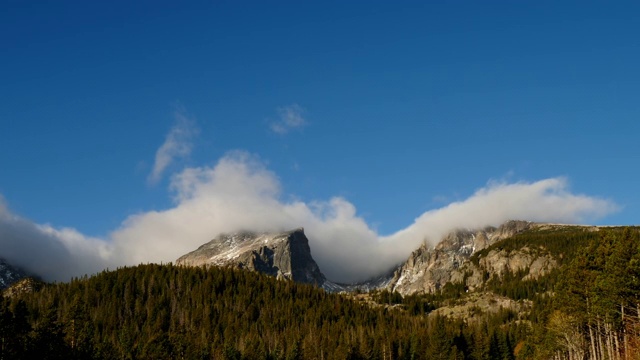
[0,154,618,283]
[171,220,579,295]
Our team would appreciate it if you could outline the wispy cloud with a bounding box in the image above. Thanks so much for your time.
[0,153,619,283]
[148,110,199,184]
[270,104,308,134]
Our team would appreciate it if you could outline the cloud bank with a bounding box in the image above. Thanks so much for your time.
[0,153,618,283]
[148,111,199,184]
[0,198,110,281]
[270,104,308,134]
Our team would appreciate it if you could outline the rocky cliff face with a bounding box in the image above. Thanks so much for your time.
[0,258,27,289]
[176,228,327,286]
[465,246,557,287]
[387,220,534,295]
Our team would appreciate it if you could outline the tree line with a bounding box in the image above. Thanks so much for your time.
[2,226,639,359]
[1,263,533,359]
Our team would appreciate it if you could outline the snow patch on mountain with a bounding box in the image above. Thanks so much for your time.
[0,258,27,289]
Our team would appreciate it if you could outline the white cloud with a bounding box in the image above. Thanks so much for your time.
[0,153,619,283]
[270,104,308,134]
[148,110,199,184]
[379,178,619,262]
[0,206,110,281]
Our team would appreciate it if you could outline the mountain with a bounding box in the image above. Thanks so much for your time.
[0,258,27,289]
[174,220,603,297]
[386,220,534,295]
[6,224,640,359]
[176,228,327,287]
[174,220,555,294]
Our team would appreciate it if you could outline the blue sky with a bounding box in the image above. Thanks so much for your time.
[1,1,639,280]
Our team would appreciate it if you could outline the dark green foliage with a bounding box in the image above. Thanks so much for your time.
[5,226,638,359]
[470,226,601,267]
[425,315,452,360]
[1,264,531,359]
[518,227,640,357]
[403,294,437,315]
[0,298,32,358]
[485,267,558,301]
[553,227,640,321]
[30,302,73,359]
[371,289,404,305]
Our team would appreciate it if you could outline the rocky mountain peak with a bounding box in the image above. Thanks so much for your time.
[176,228,326,286]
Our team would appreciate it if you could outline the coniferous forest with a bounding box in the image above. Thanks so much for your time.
[1,227,640,359]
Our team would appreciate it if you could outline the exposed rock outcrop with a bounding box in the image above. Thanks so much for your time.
[176,228,327,286]
[460,246,558,292]
[387,221,534,295]
[2,277,43,298]
[429,292,532,322]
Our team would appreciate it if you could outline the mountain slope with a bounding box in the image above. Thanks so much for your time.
[4,263,530,360]
[0,258,27,289]
[387,220,533,295]
[176,228,327,286]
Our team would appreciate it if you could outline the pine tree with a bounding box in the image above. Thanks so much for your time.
[426,315,452,360]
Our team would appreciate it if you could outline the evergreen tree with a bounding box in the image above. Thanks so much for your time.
[426,315,452,360]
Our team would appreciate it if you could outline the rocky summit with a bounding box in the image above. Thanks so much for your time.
[176,228,327,286]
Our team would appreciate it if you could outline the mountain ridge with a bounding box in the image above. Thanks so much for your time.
[173,220,566,294]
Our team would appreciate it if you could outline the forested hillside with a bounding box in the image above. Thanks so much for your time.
[469,226,640,359]
[1,264,525,359]
[1,226,639,359]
